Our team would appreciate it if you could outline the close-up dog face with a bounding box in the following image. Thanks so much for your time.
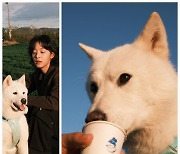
[80,12,177,134]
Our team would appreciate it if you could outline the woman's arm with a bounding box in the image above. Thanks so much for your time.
[27,68,59,111]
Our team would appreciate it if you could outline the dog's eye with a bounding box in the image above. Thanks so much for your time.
[13,92,18,95]
[118,73,132,86]
[23,92,25,94]
[90,82,98,94]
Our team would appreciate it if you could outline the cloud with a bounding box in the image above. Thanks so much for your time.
[3,2,59,28]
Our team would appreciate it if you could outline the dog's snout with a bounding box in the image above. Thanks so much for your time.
[21,98,26,104]
[85,110,107,123]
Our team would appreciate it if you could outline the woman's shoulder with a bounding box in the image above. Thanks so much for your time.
[54,66,59,72]
[48,65,59,79]
[51,65,59,75]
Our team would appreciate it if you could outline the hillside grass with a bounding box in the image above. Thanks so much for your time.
[3,42,35,80]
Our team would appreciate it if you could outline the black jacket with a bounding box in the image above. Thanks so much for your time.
[25,65,59,150]
[26,65,59,111]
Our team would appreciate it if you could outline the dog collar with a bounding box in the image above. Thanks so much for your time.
[2,116,21,149]
[161,137,177,154]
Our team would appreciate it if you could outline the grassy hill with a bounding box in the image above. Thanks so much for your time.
[3,42,34,80]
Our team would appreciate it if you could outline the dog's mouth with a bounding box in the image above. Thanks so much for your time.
[12,103,26,111]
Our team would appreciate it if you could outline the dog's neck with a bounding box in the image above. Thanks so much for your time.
[3,107,25,120]
[123,122,177,154]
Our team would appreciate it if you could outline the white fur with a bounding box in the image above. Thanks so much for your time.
[80,12,177,154]
[3,75,29,154]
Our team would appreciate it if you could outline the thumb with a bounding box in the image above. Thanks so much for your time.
[62,132,93,149]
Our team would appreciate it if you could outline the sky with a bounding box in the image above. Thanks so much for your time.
[62,2,177,134]
[2,2,59,28]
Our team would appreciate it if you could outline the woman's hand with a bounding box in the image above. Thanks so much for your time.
[62,132,93,154]
[62,132,125,154]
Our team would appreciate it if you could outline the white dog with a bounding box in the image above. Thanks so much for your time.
[3,75,29,154]
[80,12,177,154]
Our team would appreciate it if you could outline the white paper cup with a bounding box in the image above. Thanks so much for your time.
[81,121,126,154]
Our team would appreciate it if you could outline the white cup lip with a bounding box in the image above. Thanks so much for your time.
[82,121,127,137]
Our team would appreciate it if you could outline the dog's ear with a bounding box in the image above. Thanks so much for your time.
[18,74,26,86]
[3,75,12,88]
[79,43,103,60]
[135,12,169,60]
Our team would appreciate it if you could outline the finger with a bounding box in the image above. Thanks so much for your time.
[62,132,93,149]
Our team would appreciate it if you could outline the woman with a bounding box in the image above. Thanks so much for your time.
[26,35,59,154]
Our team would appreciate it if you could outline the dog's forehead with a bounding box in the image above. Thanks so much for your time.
[10,81,27,91]
[90,43,159,82]
[91,45,139,73]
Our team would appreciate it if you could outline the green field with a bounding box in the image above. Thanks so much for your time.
[3,42,35,80]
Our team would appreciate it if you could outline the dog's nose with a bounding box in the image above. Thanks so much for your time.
[85,110,107,123]
[21,98,26,104]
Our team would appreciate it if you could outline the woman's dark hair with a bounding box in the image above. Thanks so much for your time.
[28,35,59,66]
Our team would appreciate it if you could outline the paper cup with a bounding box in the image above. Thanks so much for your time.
[81,121,126,154]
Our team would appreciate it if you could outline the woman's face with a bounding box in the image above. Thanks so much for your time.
[32,42,55,73]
